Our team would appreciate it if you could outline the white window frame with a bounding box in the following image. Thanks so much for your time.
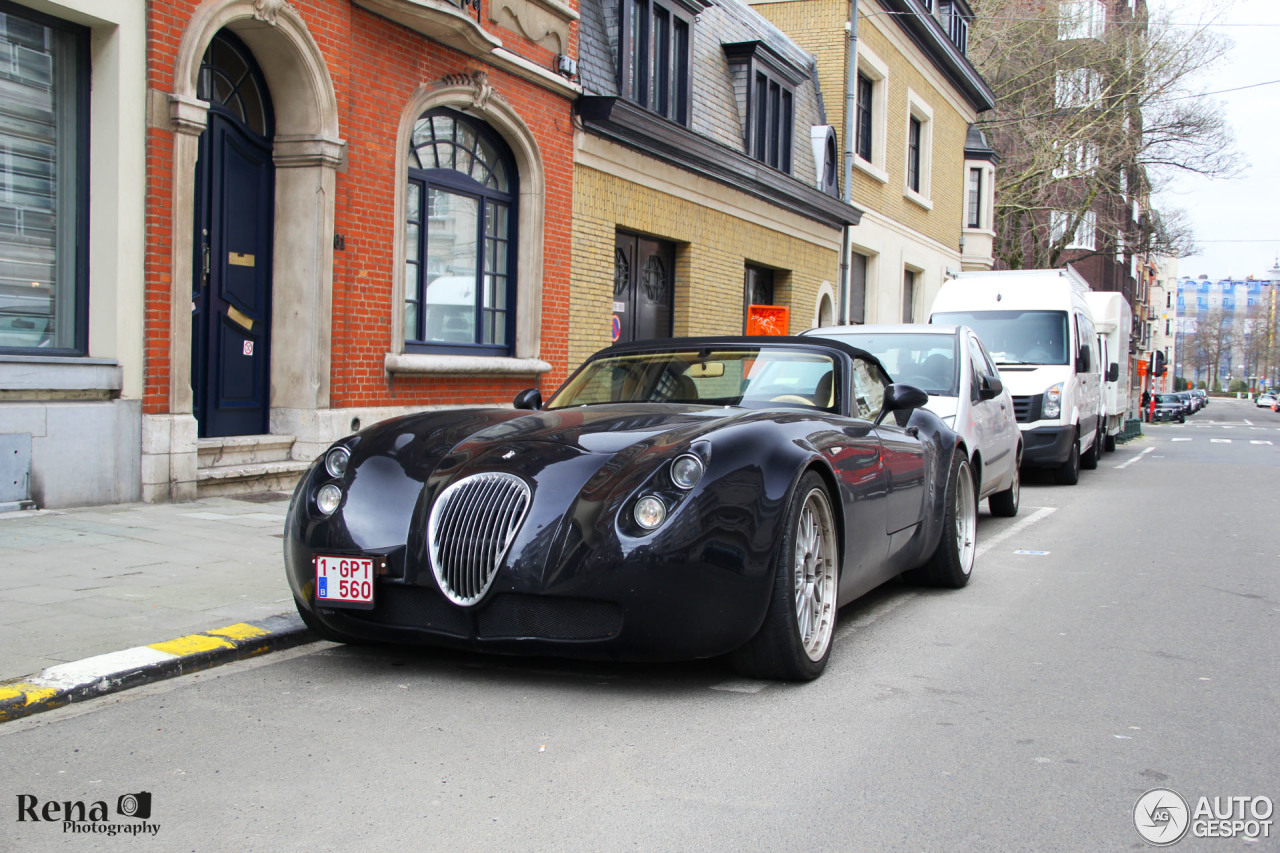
[903,89,934,209]
[1051,210,1096,251]
[851,44,889,184]
[1058,0,1106,41]
[1055,67,1102,109]
[1053,140,1098,179]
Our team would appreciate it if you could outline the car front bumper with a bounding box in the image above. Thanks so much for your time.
[1019,425,1077,468]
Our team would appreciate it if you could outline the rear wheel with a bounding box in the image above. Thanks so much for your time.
[1104,433,1116,453]
[730,472,839,681]
[1080,427,1100,470]
[907,453,977,588]
[1054,433,1080,485]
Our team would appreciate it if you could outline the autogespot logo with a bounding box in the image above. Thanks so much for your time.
[1134,788,1191,846]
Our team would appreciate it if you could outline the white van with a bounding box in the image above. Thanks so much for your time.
[929,267,1101,485]
[1083,291,1131,452]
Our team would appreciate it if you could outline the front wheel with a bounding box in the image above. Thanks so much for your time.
[907,453,977,588]
[730,472,840,681]
[1054,434,1081,485]
[988,457,1020,518]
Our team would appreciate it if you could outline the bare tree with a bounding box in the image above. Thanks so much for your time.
[967,0,1239,270]
[1185,304,1233,388]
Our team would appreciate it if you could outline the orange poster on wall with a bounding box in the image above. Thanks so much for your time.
[746,305,789,336]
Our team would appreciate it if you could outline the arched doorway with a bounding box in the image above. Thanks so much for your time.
[191,30,275,437]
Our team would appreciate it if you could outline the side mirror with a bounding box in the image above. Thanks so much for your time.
[1107,363,1120,383]
[875,383,929,426]
[513,388,542,410]
[977,375,1003,400]
[1077,345,1092,372]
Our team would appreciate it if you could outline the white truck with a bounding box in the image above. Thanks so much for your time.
[929,266,1102,485]
[1083,291,1132,453]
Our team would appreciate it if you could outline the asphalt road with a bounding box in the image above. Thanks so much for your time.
[2,397,1277,852]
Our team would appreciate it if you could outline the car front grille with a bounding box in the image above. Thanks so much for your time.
[1011,395,1043,424]
[428,472,531,605]
[477,594,624,641]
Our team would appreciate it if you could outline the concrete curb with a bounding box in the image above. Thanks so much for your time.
[0,613,314,723]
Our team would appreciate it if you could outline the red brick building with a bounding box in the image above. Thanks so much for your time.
[141,0,579,500]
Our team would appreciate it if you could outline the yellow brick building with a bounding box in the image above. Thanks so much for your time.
[749,0,997,323]
[570,0,861,367]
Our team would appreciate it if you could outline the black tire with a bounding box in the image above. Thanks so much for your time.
[988,457,1020,518]
[1054,434,1080,485]
[1080,427,1100,470]
[906,453,977,588]
[296,600,351,643]
[730,472,840,681]
[1104,433,1116,453]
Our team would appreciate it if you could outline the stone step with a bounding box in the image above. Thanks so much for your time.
[197,434,296,469]
[195,459,312,498]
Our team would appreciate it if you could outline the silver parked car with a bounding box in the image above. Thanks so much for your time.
[803,324,1022,516]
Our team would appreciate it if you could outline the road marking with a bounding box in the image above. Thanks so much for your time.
[1114,446,1155,469]
[1211,439,1231,444]
[1251,440,1273,445]
[1171,438,1192,442]
[975,506,1056,558]
[1244,419,1253,426]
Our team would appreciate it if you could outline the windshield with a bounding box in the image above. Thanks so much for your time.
[547,348,837,411]
[931,310,1069,366]
[815,332,957,396]
[1157,394,1180,404]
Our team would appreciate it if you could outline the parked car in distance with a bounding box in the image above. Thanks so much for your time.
[1152,393,1186,423]
[802,324,1022,517]
[1256,392,1276,408]
[929,266,1102,486]
[1194,389,1208,407]
[1177,390,1196,414]
[285,336,979,681]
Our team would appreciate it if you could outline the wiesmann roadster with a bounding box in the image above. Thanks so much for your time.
[284,337,977,680]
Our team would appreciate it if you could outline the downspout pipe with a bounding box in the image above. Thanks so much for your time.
[840,0,860,324]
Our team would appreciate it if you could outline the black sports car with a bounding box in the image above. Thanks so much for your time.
[284,337,977,680]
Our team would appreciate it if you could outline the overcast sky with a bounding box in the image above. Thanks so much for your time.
[1150,0,1280,282]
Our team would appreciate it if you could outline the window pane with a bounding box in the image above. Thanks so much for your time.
[652,7,669,116]
[424,189,479,343]
[0,11,79,351]
[674,19,689,123]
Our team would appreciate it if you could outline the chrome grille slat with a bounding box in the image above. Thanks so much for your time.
[428,472,532,606]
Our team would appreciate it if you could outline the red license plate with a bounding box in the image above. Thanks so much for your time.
[314,555,374,609]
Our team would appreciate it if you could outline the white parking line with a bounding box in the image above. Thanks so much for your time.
[1251,440,1273,446]
[1114,446,1155,469]
[975,506,1056,558]
[1211,439,1232,444]
[1171,438,1192,442]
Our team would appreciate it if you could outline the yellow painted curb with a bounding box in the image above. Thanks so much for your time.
[0,683,59,706]
[206,623,271,641]
[149,634,235,656]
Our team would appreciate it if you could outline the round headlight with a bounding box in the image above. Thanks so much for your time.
[324,447,350,479]
[670,454,704,490]
[633,496,667,530]
[316,483,343,516]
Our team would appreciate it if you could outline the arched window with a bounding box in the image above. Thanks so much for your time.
[198,31,273,137]
[405,108,518,355]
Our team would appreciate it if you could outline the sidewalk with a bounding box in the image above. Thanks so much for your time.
[0,493,314,721]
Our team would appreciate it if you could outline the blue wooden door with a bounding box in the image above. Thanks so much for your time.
[190,31,275,438]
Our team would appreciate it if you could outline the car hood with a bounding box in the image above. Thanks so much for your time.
[922,395,959,422]
[461,404,727,454]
